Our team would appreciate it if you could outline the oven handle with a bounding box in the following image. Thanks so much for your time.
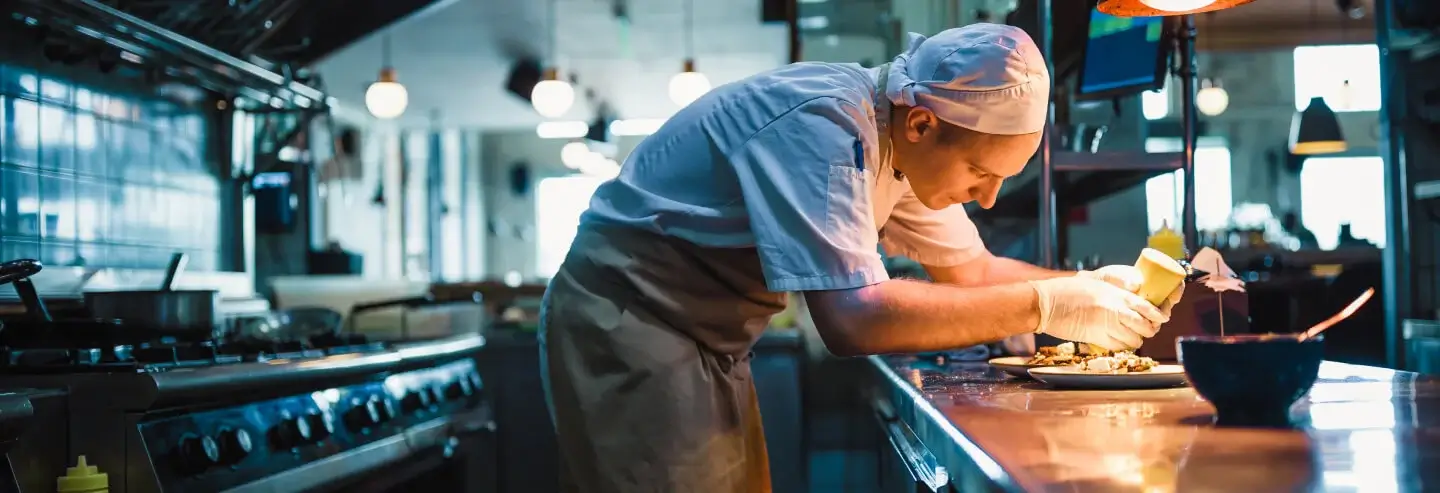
[221,413,494,493]
[874,398,952,493]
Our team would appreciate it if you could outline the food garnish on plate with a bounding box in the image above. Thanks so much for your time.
[1027,342,1160,373]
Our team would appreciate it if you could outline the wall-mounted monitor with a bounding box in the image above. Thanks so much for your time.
[1076,9,1170,100]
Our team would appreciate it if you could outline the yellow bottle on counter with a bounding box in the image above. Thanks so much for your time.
[57,455,108,493]
[1147,221,1187,260]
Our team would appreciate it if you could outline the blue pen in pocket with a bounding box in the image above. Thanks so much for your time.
[853,139,865,172]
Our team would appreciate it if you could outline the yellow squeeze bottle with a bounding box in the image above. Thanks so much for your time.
[1147,221,1187,260]
[1134,247,1188,306]
[57,455,108,493]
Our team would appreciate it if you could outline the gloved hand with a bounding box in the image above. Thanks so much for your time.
[1028,277,1168,352]
[1079,265,1187,320]
[1077,265,1144,292]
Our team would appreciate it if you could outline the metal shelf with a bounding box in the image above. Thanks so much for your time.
[968,151,1183,220]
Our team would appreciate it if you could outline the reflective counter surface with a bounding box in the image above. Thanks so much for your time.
[871,355,1440,492]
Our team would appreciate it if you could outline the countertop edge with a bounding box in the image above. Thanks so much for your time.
[866,355,1025,493]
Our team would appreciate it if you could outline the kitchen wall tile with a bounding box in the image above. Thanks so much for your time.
[1,60,226,271]
[41,241,77,267]
[39,172,75,240]
[5,98,38,168]
[2,166,39,237]
[1,238,38,262]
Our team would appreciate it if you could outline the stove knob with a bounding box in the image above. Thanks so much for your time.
[377,397,399,422]
[307,411,335,440]
[445,379,474,400]
[345,398,381,431]
[272,416,312,449]
[429,384,447,404]
[401,389,432,413]
[179,435,220,471]
[216,428,253,465]
[468,372,483,392]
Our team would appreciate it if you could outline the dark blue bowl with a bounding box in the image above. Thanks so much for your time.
[1177,334,1324,428]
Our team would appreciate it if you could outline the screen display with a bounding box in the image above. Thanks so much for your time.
[1079,10,1165,95]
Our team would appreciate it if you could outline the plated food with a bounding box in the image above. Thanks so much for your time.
[991,342,1165,381]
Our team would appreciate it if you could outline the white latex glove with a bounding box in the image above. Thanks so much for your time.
[1079,265,1187,320]
[1028,277,1168,352]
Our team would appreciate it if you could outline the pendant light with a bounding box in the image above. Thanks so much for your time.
[532,0,575,118]
[1289,0,1346,155]
[668,0,710,107]
[365,35,409,119]
[1195,78,1228,116]
[1290,96,1346,155]
[1193,15,1227,117]
[1098,0,1255,17]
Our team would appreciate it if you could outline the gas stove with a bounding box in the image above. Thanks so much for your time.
[0,333,387,371]
[0,333,494,493]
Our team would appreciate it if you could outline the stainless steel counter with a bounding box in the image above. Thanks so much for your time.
[867,355,1440,492]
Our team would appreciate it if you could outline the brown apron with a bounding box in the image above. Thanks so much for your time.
[538,223,787,493]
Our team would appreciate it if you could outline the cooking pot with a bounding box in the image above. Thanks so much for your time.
[83,253,223,340]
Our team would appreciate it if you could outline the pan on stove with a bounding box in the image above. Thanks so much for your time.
[0,259,218,348]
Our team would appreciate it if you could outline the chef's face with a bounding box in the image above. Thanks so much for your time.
[891,106,1041,210]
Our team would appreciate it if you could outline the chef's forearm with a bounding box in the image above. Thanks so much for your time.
[803,279,1040,356]
[925,252,1073,287]
[979,255,1074,284]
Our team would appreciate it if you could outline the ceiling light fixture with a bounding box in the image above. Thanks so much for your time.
[365,35,408,119]
[669,0,711,107]
[532,0,575,118]
[1195,78,1228,116]
[1289,96,1346,155]
[1097,0,1255,16]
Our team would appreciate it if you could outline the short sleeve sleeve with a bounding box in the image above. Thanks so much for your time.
[728,97,889,292]
[880,187,987,267]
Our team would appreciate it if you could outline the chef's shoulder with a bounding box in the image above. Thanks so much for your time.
[717,62,876,141]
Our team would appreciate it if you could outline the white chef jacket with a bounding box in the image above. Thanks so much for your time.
[581,62,987,293]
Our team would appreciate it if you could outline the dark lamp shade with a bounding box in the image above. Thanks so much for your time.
[1289,96,1347,156]
[1097,0,1257,17]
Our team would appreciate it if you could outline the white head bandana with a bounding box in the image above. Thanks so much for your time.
[885,23,1050,136]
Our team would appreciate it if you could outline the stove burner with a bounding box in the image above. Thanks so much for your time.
[0,333,386,372]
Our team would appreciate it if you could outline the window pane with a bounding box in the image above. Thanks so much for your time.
[535,175,607,279]
[1143,138,1232,233]
[1142,87,1168,121]
[1293,44,1381,112]
[1299,157,1385,250]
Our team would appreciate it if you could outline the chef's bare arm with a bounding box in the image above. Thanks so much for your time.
[803,279,1039,356]
[924,251,1073,287]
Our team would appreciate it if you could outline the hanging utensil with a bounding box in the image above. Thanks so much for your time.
[1299,288,1375,341]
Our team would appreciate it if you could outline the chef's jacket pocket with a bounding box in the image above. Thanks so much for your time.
[825,165,874,238]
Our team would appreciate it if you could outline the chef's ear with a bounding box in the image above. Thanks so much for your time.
[903,106,940,141]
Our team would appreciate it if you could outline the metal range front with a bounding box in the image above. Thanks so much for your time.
[134,360,491,492]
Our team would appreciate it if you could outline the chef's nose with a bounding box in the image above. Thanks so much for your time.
[974,179,1002,209]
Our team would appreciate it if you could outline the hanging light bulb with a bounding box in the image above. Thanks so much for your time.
[1195,78,1229,116]
[560,141,591,169]
[531,67,575,118]
[669,59,711,107]
[366,36,408,119]
[1139,0,1216,11]
[366,67,409,119]
[1098,0,1254,16]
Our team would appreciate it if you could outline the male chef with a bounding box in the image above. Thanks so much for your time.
[538,23,1184,493]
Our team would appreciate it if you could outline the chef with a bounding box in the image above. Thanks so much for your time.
[539,23,1184,493]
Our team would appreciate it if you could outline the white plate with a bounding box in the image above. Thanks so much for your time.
[1027,364,1188,390]
[988,356,1047,378]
